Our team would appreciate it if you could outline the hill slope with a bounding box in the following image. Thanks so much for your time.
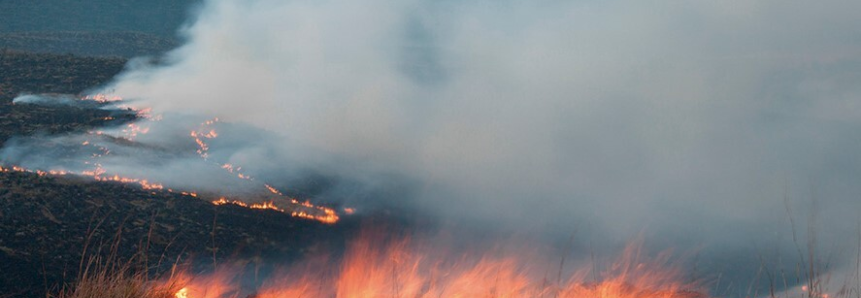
[0,0,199,37]
[0,0,197,57]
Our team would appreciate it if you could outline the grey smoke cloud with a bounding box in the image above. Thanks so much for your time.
[13,94,81,106]
[4,0,861,295]
[108,0,861,227]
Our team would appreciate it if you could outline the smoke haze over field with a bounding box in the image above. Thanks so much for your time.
[5,0,861,295]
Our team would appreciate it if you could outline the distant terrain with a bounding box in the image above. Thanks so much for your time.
[0,31,178,58]
[0,0,197,36]
[0,0,198,57]
[0,50,125,98]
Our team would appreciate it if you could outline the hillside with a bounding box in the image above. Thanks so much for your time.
[0,49,361,297]
[0,0,198,37]
[0,31,178,58]
[0,0,197,57]
[0,50,126,100]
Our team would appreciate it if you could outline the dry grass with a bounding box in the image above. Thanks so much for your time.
[51,262,180,298]
[49,213,186,298]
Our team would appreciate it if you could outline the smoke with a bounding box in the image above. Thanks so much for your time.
[4,0,861,295]
[13,94,80,106]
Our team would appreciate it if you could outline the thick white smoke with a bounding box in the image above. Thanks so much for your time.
[6,0,861,294]
[107,0,861,235]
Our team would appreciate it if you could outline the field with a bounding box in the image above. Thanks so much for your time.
[2,1,859,298]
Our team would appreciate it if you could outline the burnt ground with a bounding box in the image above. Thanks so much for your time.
[0,50,370,297]
[0,0,193,59]
[0,171,357,297]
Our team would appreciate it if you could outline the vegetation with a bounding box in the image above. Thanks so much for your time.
[0,49,126,100]
[50,241,181,298]
[53,267,177,298]
[0,31,178,58]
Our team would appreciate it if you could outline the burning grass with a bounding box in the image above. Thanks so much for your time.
[49,229,185,298]
[45,221,859,298]
[51,262,180,298]
[147,232,706,298]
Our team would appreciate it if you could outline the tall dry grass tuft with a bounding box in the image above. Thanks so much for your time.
[51,259,182,298]
[49,211,186,298]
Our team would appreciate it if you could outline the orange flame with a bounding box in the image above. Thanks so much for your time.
[211,197,339,224]
[122,122,151,140]
[167,234,704,298]
[81,93,123,103]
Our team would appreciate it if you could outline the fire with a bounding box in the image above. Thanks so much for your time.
[212,197,230,205]
[174,287,188,298]
[80,93,157,119]
[167,234,705,298]
[89,173,165,190]
[34,169,70,176]
[191,118,341,224]
[264,184,281,195]
[134,107,154,119]
[2,95,342,225]
[802,285,831,298]
[122,122,151,140]
[2,164,170,192]
[211,197,340,224]
[5,161,342,224]
[81,93,123,103]
[9,93,707,296]
[291,209,339,224]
